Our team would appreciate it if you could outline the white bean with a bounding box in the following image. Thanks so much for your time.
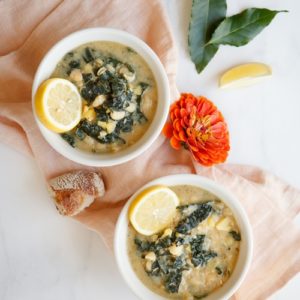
[216,217,232,231]
[119,66,135,82]
[106,121,117,133]
[95,58,104,67]
[169,245,183,257]
[110,110,125,121]
[132,85,142,95]
[145,261,152,272]
[97,67,107,76]
[83,63,93,73]
[69,69,82,82]
[83,136,95,146]
[145,252,156,262]
[92,95,107,107]
[125,102,137,113]
[98,131,107,138]
[106,64,115,73]
[97,121,107,129]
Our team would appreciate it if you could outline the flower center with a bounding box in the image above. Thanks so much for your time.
[192,115,211,142]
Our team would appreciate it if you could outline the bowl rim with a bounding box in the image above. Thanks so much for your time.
[114,174,253,300]
[31,27,170,167]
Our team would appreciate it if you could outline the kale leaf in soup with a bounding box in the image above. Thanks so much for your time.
[229,230,241,241]
[190,234,217,267]
[176,202,213,234]
[61,133,75,147]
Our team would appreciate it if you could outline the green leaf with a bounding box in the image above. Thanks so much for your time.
[188,0,227,73]
[208,8,287,47]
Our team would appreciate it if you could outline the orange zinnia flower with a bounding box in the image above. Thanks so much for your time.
[163,93,230,166]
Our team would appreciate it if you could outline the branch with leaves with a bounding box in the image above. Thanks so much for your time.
[188,0,287,73]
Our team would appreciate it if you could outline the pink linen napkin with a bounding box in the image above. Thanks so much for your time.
[0,0,299,299]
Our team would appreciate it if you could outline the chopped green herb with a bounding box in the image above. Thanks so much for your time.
[176,202,212,234]
[139,82,149,92]
[75,128,86,140]
[127,47,137,54]
[98,132,126,145]
[105,56,122,67]
[215,266,222,275]
[78,119,101,138]
[229,230,241,241]
[61,133,75,147]
[190,235,217,267]
[83,47,94,62]
[94,106,109,122]
[82,73,93,83]
[69,60,80,69]
[148,260,160,276]
[165,271,182,293]
[134,238,151,252]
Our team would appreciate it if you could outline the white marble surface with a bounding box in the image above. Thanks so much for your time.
[0,0,300,299]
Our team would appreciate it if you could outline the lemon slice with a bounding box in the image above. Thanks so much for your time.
[35,78,82,133]
[129,186,179,236]
[219,63,272,89]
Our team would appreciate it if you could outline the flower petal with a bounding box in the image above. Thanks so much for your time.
[170,136,182,150]
[178,130,187,142]
[162,123,173,138]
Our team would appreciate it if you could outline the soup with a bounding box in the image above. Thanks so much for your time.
[51,41,158,153]
[128,185,241,299]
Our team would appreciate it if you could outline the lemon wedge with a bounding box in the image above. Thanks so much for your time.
[219,63,272,89]
[35,78,82,133]
[129,186,179,236]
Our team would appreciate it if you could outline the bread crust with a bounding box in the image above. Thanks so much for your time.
[48,170,105,216]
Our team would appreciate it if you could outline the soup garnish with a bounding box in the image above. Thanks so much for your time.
[51,41,157,153]
[128,185,241,299]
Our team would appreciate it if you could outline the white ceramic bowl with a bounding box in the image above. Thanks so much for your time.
[114,174,253,300]
[32,28,170,166]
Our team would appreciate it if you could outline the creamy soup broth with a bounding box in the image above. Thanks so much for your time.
[128,185,241,299]
[51,41,158,153]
